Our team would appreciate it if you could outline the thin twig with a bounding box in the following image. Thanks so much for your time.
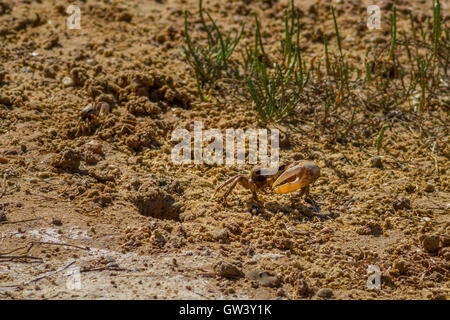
[0,241,89,259]
[0,244,33,256]
[0,217,43,225]
[80,266,132,273]
[0,172,7,200]
[0,255,43,261]
[30,241,90,251]
[23,261,75,285]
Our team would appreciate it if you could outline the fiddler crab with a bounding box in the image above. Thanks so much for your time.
[76,102,110,136]
[214,160,320,205]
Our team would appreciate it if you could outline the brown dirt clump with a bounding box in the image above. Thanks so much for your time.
[51,148,82,171]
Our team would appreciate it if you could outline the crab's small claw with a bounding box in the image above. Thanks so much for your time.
[272,161,320,194]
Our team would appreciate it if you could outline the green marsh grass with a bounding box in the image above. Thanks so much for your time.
[183,0,244,100]
[182,0,448,135]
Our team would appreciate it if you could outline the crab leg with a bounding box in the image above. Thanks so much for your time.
[214,175,257,202]
[214,175,240,196]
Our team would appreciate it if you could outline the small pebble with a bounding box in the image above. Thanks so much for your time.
[393,197,412,211]
[422,235,440,253]
[106,262,119,268]
[211,229,228,242]
[424,183,435,193]
[52,217,62,226]
[214,261,243,279]
[62,76,73,87]
[394,259,408,274]
[37,172,51,179]
[317,288,333,298]
[0,93,10,105]
[86,140,103,154]
[246,270,280,287]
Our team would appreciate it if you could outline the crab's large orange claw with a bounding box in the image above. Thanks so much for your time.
[272,161,320,194]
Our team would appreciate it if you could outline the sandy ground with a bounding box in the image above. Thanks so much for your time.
[0,0,449,299]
